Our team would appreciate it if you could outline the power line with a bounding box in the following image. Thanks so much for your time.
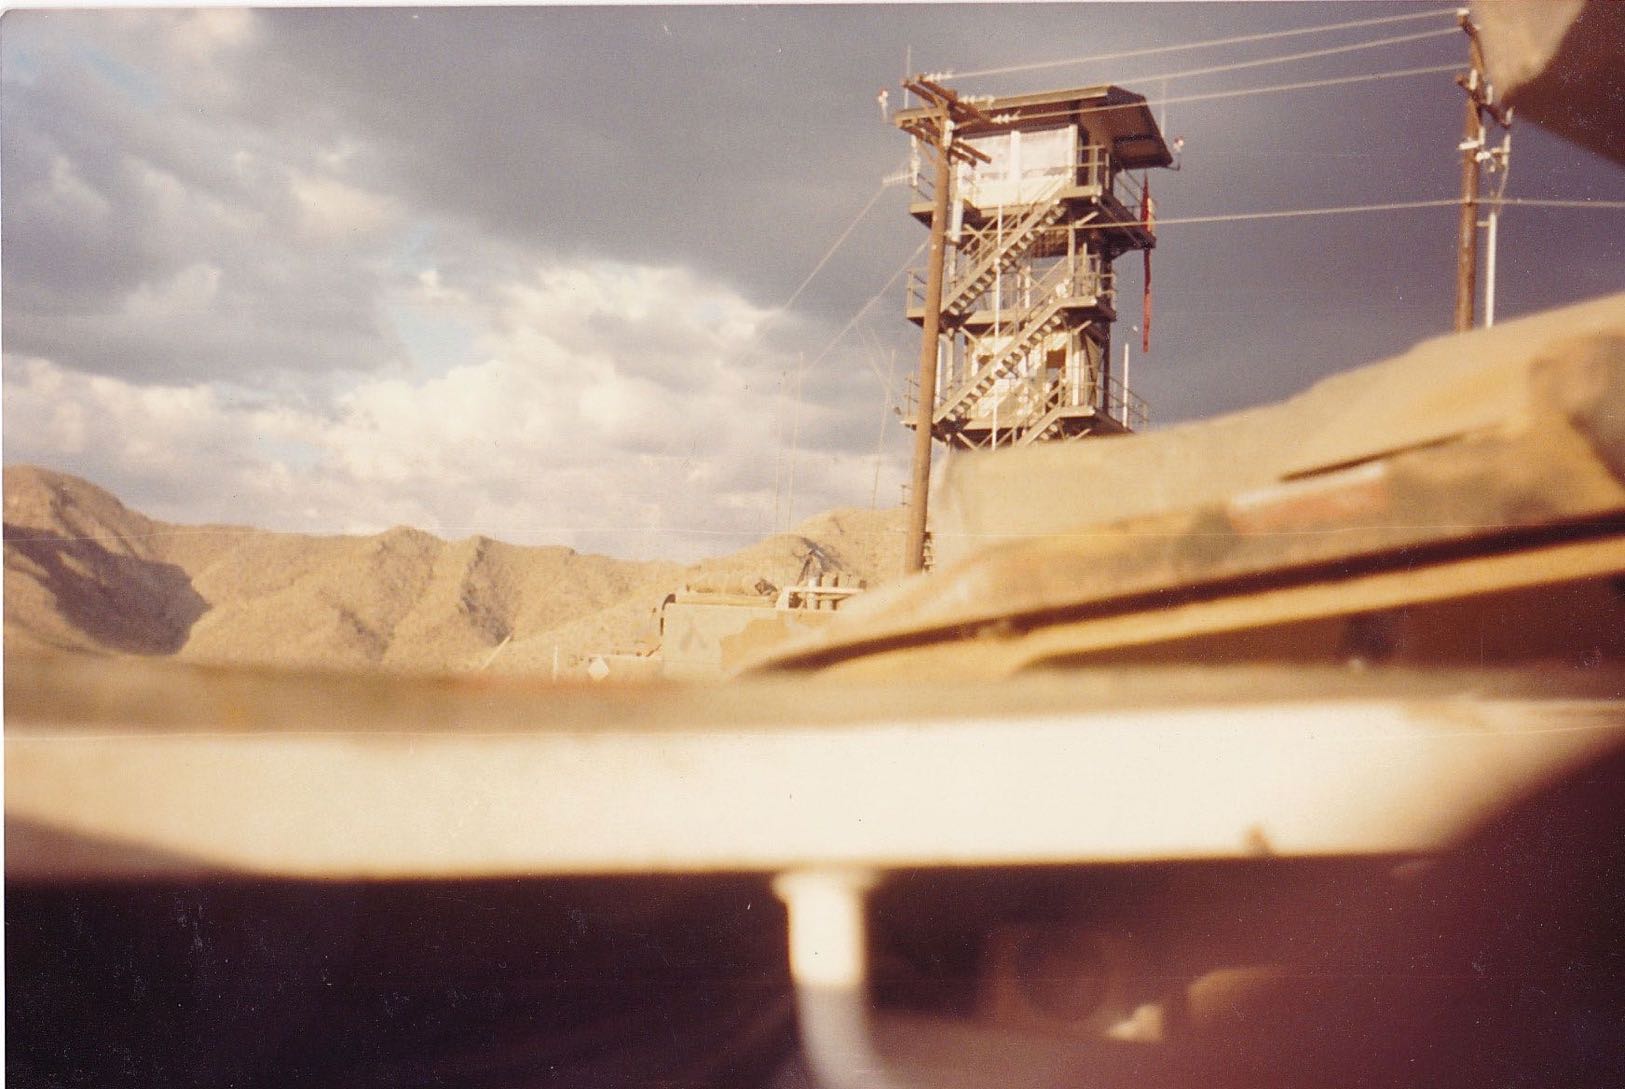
[854,323,900,395]
[949,32,1462,132]
[1150,62,1462,110]
[765,182,890,324]
[984,63,1464,129]
[756,191,894,531]
[803,240,927,372]
[950,6,1458,81]
[793,195,1624,388]
[1157,198,1457,226]
[1491,197,1625,210]
[731,182,894,535]
[772,240,925,532]
[1110,27,1460,89]
[1069,196,1625,232]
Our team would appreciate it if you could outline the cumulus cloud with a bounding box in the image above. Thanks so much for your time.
[4,254,908,560]
[2,10,404,385]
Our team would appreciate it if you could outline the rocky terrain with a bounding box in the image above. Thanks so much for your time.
[3,465,905,675]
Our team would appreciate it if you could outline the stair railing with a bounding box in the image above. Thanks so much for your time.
[932,258,1077,425]
[939,181,1067,317]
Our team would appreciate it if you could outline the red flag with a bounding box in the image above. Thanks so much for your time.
[1140,176,1153,354]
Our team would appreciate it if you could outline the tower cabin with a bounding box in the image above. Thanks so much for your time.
[895,84,1173,447]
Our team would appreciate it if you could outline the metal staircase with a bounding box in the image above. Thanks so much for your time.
[932,256,1076,429]
[1017,377,1078,445]
[940,194,1067,320]
[934,299,1066,429]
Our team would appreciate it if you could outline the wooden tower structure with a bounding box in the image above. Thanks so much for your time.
[895,83,1174,448]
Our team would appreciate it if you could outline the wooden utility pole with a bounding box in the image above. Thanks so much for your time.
[903,137,953,573]
[895,77,991,573]
[1454,13,1509,334]
[1454,29,1484,333]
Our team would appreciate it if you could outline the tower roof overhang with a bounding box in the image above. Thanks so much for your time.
[895,83,1173,169]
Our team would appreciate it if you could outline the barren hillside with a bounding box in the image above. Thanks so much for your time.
[3,465,905,675]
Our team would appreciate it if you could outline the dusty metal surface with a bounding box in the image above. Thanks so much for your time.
[926,291,1625,563]
[751,295,1625,676]
[8,652,1623,882]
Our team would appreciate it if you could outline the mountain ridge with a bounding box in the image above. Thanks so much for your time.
[3,464,905,674]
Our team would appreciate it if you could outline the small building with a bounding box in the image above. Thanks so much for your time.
[657,575,861,680]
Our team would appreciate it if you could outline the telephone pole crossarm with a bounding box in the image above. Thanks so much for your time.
[897,79,994,165]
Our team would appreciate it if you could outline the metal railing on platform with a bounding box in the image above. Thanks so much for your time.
[911,143,1139,207]
[910,252,1115,318]
[1103,370,1150,430]
[1002,366,1149,443]
[904,361,1148,440]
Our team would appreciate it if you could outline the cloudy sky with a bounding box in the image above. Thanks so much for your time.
[4,4,1622,560]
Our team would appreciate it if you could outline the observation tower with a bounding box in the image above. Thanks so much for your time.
[895,83,1174,447]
